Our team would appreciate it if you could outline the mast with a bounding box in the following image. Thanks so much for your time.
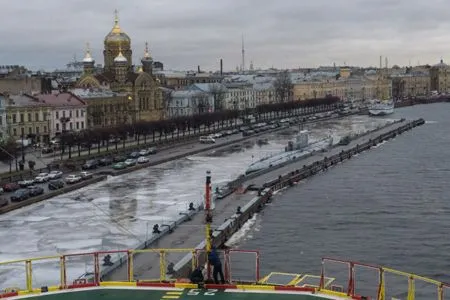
[205,170,213,252]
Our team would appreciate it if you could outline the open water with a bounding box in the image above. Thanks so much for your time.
[237,103,450,298]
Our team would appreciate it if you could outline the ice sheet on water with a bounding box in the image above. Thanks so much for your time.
[7,216,52,222]
[55,239,103,251]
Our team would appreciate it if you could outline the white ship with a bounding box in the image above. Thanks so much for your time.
[245,130,333,174]
[368,100,394,116]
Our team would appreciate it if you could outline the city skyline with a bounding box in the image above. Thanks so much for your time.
[1,0,450,71]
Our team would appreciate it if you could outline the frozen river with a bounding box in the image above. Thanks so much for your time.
[0,115,394,288]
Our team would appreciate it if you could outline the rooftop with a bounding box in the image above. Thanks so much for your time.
[70,88,126,99]
[36,92,86,107]
[6,94,49,107]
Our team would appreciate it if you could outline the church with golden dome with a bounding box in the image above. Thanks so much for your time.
[75,10,164,127]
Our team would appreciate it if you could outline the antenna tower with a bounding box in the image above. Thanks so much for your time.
[241,34,245,71]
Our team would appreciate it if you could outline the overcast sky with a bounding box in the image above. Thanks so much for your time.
[1,0,449,71]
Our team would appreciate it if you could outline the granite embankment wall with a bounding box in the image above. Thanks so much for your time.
[394,97,449,108]
[173,118,426,278]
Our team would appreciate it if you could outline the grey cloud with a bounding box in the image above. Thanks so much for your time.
[0,0,447,70]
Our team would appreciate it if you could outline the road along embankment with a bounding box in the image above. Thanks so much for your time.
[0,176,106,214]
[171,118,425,278]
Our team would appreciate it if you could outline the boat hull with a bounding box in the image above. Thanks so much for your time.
[245,137,333,174]
[368,107,394,116]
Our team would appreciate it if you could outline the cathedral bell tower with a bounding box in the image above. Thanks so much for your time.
[114,45,128,83]
[141,42,153,75]
[104,10,132,72]
[82,42,95,75]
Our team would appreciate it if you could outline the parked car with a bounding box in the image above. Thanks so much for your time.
[3,183,20,192]
[82,159,99,170]
[99,157,113,166]
[113,155,126,163]
[139,149,149,156]
[41,147,54,154]
[48,170,63,179]
[65,174,82,184]
[137,156,149,164]
[0,197,7,207]
[124,159,137,166]
[148,147,157,154]
[34,173,50,183]
[10,189,30,202]
[129,152,140,159]
[27,185,44,197]
[79,171,93,180]
[48,179,65,190]
[18,179,35,188]
[199,136,216,144]
[112,162,127,170]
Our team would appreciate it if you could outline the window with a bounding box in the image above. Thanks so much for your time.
[36,127,39,134]
[56,123,59,131]
[20,127,24,136]
[28,127,32,134]
[44,113,47,121]
[76,122,79,130]
[56,111,59,119]
[13,128,16,136]
[0,116,2,125]
[69,110,72,118]
[76,110,79,118]
[63,111,66,118]
[81,121,84,129]
[69,122,73,130]
[27,113,31,122]
[44,126,47,133]
[12,114,16,123]
[20,114,24,123]
[35,113,39,122]
[81,110,84,117]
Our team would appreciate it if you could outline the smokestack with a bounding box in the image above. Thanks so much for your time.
[379,56,382,69]
[197,65,200,73]
[220,59,223,76]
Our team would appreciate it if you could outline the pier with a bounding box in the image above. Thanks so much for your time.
[104,118,425,282]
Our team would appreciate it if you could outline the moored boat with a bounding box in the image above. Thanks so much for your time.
[368,99,394,116]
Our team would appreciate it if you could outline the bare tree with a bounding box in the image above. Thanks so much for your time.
[273,70,293,103]
[209,83,227,111]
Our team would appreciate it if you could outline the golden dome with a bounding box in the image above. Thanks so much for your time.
[104,10,131,45]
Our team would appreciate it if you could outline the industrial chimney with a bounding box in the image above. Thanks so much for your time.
[197,65,200,73]
[220,59,223,76]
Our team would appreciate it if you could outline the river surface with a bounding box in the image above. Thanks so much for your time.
[0,115,391,288]
[235,103,449,299]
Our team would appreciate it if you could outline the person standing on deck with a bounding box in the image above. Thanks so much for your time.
[208,247,225,284]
